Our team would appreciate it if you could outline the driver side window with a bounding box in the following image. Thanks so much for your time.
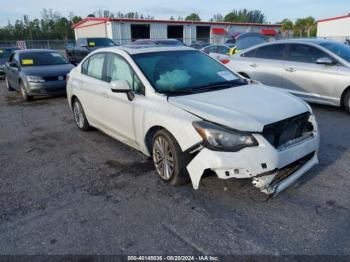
[105,53,145,95]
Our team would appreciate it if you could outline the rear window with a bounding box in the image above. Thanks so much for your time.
[20,52,68,66]
[254,44,285,60]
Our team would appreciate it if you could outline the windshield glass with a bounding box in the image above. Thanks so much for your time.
[0,48,17,59]
[319,42,350,63]
[20,52,68,66]
[132,50,244,94]
[87,38,116,47]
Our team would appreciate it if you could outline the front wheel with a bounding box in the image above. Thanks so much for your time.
[343,90,350,114]
[20,82,33,101]
[72,98,91,131]
[152,129,190,186]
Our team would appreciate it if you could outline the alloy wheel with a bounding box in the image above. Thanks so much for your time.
[153,135,175,180]
[73,101,85,129]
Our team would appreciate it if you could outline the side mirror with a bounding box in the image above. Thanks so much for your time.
[316,57,335,65]
[110,80,134,101]
[110,80,131,93]
[9,61,18,67]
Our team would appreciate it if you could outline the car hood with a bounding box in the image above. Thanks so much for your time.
[168,84,309,132]
[21,64,75,77]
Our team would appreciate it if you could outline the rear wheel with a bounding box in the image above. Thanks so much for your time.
[5,76,15,91]
[152,129,190,186]
[72,98,91,131]
[20,82,33,101]
[343,90,350,113]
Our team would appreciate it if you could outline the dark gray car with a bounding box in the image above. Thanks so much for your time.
[4,49,74,101]
[0,47,18,78]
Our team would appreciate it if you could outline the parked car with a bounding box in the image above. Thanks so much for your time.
[226,39,350,113]
[66,37,118,65]
[0,47,18,78]
[189,41,209,49]
[225,32,266,54]
[5,49,74,101]
[132,39,185,46]
[67,46,319,197]
[201,44,236,61]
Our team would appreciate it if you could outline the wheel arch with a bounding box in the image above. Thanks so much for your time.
[340,85,350,108]
[144,125,168,156]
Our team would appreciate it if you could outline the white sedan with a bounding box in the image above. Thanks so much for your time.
[67,46,319,197]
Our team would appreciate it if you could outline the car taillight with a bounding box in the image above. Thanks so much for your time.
[221,59,230,64]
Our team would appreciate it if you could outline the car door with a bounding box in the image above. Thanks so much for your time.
[6,52,21,89]
[239,44,286,88]
[75,53,107,127]
[100,53,146,147]
[282,43,339,101]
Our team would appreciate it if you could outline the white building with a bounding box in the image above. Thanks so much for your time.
[317,14,350,42]
[73,17,281,45]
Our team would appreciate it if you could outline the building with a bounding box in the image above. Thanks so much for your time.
[72,17,281,45]
[317,14,350,42]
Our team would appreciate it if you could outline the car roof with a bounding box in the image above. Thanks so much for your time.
[275,38,338,45]
[97,45,196,55]
[14,49,59,54]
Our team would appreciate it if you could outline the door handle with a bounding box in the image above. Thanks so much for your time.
[285,67,296,72]
[249,63,258,68]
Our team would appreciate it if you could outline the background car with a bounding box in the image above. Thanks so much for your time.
[201,44,236,61]
[0,47,18,78]
[131,39,185,46]
[66,37,118,65]
[189,41,209,49]
[67,45,319,196]
[226,32,267,54]
[226,39,350,113]
[4,49,74,101]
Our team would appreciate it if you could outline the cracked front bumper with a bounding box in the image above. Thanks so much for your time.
[186,120,319,195]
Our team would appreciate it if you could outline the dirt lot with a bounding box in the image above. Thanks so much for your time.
[0,80,349,256]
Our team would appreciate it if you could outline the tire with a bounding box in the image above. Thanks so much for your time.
[20,81,33,101]
[152,129,190,186]
[343,89,350,114]
[5,76,15,91]
[72,98,91,131]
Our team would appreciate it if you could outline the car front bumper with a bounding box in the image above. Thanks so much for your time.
[27,81,67,96]
[186,116,320,196]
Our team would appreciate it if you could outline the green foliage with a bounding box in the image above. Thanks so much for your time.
[0,8,82,40]
[224,9,266,23]
[185,13,201,21]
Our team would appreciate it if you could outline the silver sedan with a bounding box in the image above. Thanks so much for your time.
[226,39,350,113]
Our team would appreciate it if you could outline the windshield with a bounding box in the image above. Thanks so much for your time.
[132,50,245,94]
[0,48,17,59]
[87,38,117,47]
[20,52,68,66]
[319,42,350,63]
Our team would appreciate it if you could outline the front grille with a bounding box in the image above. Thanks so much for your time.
[263,112,313,148]
[42,76,65,81]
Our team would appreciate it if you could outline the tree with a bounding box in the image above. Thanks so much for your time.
[210,14,224,22]
[169,16,175,21]
[280,18,294,32]
[224,9,266,23]
[185,13,201,21]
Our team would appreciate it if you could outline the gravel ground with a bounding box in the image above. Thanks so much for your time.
[0,80,349,256]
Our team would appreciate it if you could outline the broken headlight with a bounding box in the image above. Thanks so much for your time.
[193,121,258,152]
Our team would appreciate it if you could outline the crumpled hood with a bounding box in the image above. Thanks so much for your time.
[168,84,309,132]
[21,64,74,77]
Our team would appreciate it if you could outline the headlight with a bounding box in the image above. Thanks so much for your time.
[27,76,45,83]
[193,121,258,152]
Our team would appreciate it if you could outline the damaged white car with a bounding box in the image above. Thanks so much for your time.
[67,46,320,197]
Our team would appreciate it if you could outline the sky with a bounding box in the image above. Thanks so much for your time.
[0,0,349,25]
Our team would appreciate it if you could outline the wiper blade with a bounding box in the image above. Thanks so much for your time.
[193,79,247,92]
